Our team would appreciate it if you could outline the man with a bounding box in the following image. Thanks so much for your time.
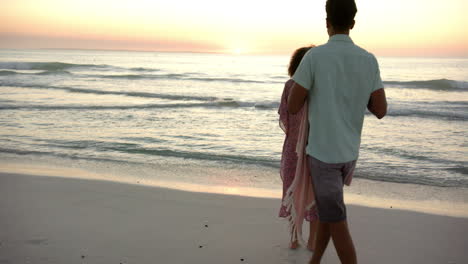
[287,0,387,263]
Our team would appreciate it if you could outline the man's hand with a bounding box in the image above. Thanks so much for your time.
[367,88,387,119]
[288,82,308,114]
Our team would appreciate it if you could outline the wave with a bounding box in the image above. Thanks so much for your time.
[1,83,465,118]
[186,77,265,83]
[0,64,269,84]
[384,79,468,91]
[36,70,72,76]
[104,145,279,168]
[0,144,279,169]
[0,83,217,101]
[271,75,287,79]
[355,169,468,188]
[254,101,280,109]
[446,167,468,176]
[2,142,466,187]
[0,83,281,109]
[0,70,186,80]
[1,62,466,89]
[88,73,268,83]
[0,61,112,71]
[365,145,465,167]
[376,100,468,121]
[382,108,467,121]
[3,104,462,119]
[0,100,279,111]
[0,147,139,165]
[129,67,159,72]
[359,146,468,186]
[95,73,187,80]
[0,103,217,110]
[1,83,465,119]
[0,69,72,76]
[0,147,57,156]
[212,99,279,109]
[0,61,162,73]
[0,70,18,76]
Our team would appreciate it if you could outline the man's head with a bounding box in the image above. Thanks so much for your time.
[326,0,357,35]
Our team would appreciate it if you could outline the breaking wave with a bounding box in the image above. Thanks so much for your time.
[384,79,468,91]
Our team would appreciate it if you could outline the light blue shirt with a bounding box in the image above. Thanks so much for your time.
[292,34,383,163]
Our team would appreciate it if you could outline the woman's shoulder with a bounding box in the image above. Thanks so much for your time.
[285,79,295,88]
[283,79,295,94]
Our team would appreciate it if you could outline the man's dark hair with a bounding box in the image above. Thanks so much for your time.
[326,0,357,32]
[288,46,314,77]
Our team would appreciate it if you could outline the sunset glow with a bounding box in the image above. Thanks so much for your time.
[1,0,467,56]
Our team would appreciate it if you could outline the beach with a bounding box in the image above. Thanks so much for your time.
[0,49,467,263]
[1,171,467,264]
[1,0,467,262]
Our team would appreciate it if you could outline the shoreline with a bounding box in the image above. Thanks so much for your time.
[1,172,467,263]
[1,158,468,219]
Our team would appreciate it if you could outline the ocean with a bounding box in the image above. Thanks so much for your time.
[0,49,467,195]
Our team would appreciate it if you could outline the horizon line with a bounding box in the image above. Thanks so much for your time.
[1,47,468,59]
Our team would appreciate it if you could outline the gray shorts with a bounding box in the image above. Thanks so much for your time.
[308,156,356,223]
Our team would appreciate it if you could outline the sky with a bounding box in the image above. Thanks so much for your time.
[1,0,467,56]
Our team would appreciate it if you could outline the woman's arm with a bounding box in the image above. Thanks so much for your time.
[287,82,308,114]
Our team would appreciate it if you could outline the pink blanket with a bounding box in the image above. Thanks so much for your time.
[281,101,316,244]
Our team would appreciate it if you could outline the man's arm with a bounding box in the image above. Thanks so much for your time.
[367,88,387,119]
[287,82,308,114]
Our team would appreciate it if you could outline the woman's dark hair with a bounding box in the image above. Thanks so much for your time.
[326,0,357,32]
[288,46,314,77]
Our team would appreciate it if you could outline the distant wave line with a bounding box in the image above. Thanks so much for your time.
[0,61,163,72]
[1,100,466,120]
[0,83,280,109]
[0,83,217,101]
[0,146,279,169]
[364,111,466,121]
[0,61,114,71]
[0,103,216,110]
[86,72,268,83]
[1,83,466,117]
[383,79,467,91]
[0,61,280,83]
[0,69,272,83]
[92,73,267,83]
[355,169,468,188]
[383,107,467,121]
[0,70,19,76]
[0,100,280,111]
[364,145,468,171]
[1,62,467,89]
[0,70,73,76]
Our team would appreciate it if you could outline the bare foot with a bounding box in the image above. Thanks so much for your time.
[289,240,299,249]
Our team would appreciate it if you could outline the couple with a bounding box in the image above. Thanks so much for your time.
[278,0,387,263]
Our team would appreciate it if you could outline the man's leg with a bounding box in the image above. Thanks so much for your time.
[309,220,330,264]
[330,220,357,264]
[308,156,357,264]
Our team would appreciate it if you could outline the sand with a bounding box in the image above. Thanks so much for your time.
[1,172,467,264]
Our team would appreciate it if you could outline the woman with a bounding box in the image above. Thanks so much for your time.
[278,46,318,250]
